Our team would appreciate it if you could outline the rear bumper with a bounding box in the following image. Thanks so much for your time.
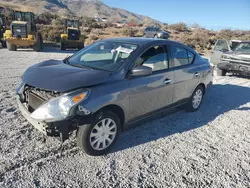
[218,61,250,73]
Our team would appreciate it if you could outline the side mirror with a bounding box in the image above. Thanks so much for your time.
[131,65,152,77]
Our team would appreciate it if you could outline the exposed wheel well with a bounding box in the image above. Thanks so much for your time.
[97,105,125,128]
[198,83,206,95]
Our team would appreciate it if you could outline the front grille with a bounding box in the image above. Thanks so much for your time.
[22,85,61,112]
[68,29,80,40]
[11,23,27,38]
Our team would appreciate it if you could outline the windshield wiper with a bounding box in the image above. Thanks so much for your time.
[63,55,72,64]
[70,64,93,70]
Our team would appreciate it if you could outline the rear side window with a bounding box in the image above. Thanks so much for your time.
[171,46,188,67]
[171,46,195,67]
[188,51,195,63]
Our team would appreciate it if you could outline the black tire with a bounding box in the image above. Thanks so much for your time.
[40,34,44,50]
[60,41,66,50]
[76,110,121,156]
[6,41,17,51]
[1,40,7,48]
[33,34,42,52]
[217,68,226,76]
[185,85,204,112]
[77,110,121,156]
[77,44,84,50]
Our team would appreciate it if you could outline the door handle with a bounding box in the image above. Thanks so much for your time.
[194,72,200,77]
[164,79,171,84]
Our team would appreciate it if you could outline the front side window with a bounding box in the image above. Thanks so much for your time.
[171,46,190,67]
[68,41,137,72]
[214,40,229,51]
[136,46,168,72]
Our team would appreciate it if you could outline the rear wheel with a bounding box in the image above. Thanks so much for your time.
[77,110,121,156]
[60,41,66,50]
[7,41,17,51]
[185,85,204,112]
[33,34,43,52]
[1,40,7,48]
[77,44,84,50]
[217,68,226,76]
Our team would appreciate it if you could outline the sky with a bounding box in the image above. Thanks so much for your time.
[102,0,250,30]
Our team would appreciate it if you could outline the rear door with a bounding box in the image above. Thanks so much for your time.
[210,40,230,65]
[127,45,175,121]
[170,45,200,103]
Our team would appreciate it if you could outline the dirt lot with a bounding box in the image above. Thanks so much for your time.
[0,48,250,188]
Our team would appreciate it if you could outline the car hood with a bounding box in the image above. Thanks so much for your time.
[224,51,250,60]
[22,60,111,92]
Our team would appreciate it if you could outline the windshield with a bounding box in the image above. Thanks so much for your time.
[14,12,31,22]
[234,42,250,53]
[67,20,79,28]
[68,41,138,71]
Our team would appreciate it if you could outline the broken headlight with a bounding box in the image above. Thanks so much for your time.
[30,89,90,122]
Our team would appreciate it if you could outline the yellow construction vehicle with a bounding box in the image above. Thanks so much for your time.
[0,7,6,48]
[60,19,84,50]
[4,11,43,51]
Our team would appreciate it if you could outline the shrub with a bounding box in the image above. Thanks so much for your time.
[89,34,99,41]
[121,27,138,37]
[168,22,188,32]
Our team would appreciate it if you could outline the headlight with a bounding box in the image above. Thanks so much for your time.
[30,90,89,122]
[221,54,230,60]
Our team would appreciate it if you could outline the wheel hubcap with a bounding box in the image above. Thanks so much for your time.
[89,118,117,151]
[192,89,203,109]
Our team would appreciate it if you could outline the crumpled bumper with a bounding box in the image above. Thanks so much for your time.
[16,95,73,141]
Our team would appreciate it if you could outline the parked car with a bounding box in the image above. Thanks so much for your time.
[16,38,213,156]
[217,41,250,76]
[144,27,170,39]
[210,39,243,65]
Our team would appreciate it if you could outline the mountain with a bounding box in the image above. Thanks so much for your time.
[0,0,159,23]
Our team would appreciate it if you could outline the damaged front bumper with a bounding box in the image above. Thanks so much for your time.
[218,61,250,73]
[16,95,76,142]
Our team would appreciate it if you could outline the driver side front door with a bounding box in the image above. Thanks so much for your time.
[127,45,175,122]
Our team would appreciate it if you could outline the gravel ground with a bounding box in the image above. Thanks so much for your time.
[1,48,250,188]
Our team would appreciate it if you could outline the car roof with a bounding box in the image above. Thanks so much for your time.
[101,37,185,47]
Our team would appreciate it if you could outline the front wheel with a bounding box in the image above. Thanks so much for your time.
[77,110,121,156]
[77,44,84,50]
[217,68,226,76]
[60,41,66,50]
[7,41,17,51]
[1,40,7,48]
[185,85,204,112]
